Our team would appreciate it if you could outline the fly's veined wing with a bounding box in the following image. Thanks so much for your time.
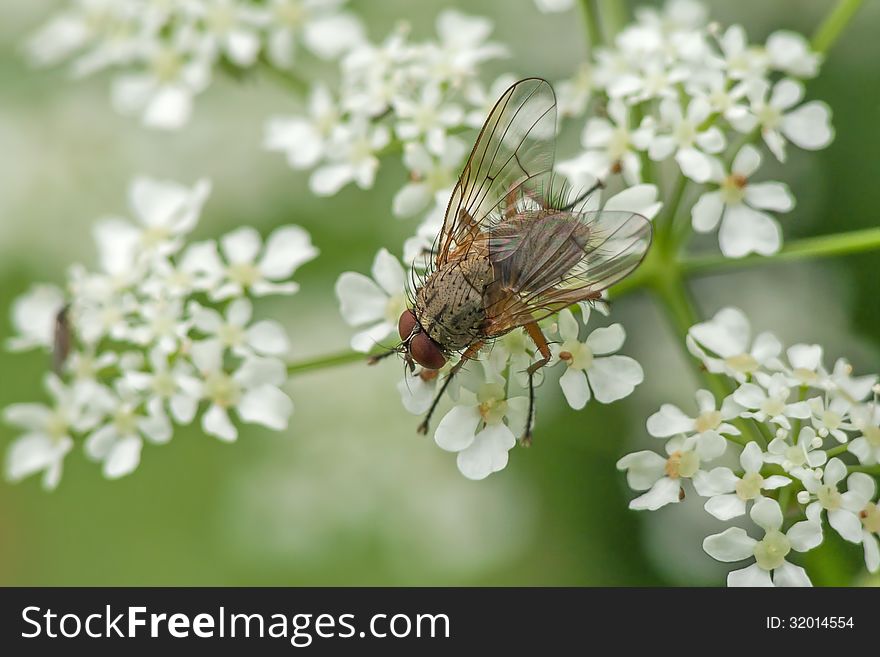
[433,78,557,269]
[482,208,652,334]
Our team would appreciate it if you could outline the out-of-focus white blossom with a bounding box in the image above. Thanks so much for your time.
[4,177,316,487]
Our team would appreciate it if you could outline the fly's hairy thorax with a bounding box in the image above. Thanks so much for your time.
[415,257,495,351]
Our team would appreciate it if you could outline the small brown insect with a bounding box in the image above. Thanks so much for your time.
[376,78,652,441]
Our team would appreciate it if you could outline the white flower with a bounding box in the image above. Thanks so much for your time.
[127,296,190,353]
[111,40,211,130]
[800,457,865,544]
[121,177,212,257]
[310,118,390,195]
[695,442,791,520]
[648,97,726,182]
[558,99,651,186]
[190,340,293,442]
[263,0,364,68]
[190,298,290,358]
[124,347,201,425]
[392,84,464,153]
[828,358,877,404]
[84,386,172,479]
[703,497,821,587]
[434,374,527,481]
[6,284,66,352]
[392,137,467,218]
[428,9,506,84]
[686,307,782,382]
[335,248,408,352]
[552,309,643,409]
[190,225,317,301]
[617,430,727,511]
[717,24,768,83]
[733,372,812,431]
[264,85,341,170]
[849,474,880,573]
[848,403,880,465]
[186,0,263,67]
[691,145,794,257]
[746,78,834,162]
[779,343,828,388]
[4,375,98,490]
[766,31,821,79]
[807,396,852,444]
[554,64,593,118]
[646,389,741,441]
[765,426,828,479]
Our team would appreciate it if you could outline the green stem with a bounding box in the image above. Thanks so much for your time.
[596,0,629,42]
[812,0,865,54]
[286,349,368,376]
[826,444,849,458]
[578,0,603,49]
[681,227,880,275]
[849,464,880,475]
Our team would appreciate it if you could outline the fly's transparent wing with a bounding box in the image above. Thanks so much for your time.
[482,209,652,334]
[433,78,557,271]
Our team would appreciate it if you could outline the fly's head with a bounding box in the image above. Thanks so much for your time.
[397,309,447,371]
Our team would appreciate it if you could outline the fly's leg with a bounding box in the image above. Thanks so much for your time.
[522,322,552,447]
[417,340,484,435]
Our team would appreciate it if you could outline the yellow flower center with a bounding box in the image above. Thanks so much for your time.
[695,410,722,434]
[735,472,765,500]
[817,483,842,510]
[754,529,791,570]
[477,383,508,425]
[861,504,880,534]
[665,450,699,479]
[205,372,240,407]
[724,353,758,374]
[227,262,261,287]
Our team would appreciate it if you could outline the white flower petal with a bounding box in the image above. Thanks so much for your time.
[728,563,774,587]
[703,527,757,562]
[245,321,290,356]
[335,272,388,326]
[691,192,724,232]
[559,367,591,410]
[705,494,747,520]
[629,476,681,511]
[221,227,261,264]
[259,225,317,280]
[103,436,142,479]
[646,404,694,437]
[616,450,667,491]
[456,422,516,480]
[773,561,812,587]
[718,204,781,257]
[586,356,643,403]
[202,404,237,442]
[237,385,293,431]
[827,509,863,544]
[750,497,783,531]
[781,101,833,150]
[585,324,625,355]
[745,182,795,212]
[434,404,481,452]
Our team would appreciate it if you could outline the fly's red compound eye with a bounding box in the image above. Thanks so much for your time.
[410,332,446,370]
[398,309,417,340]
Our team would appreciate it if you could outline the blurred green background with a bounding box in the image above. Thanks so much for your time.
[1,0,878,586]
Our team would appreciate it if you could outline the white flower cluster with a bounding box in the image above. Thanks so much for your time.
[4,176,317,488]
[335,185,662,480]
[264,9,507,213]
[26,0,364,129]
[555,0,833,258]
[617,307,880,586]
